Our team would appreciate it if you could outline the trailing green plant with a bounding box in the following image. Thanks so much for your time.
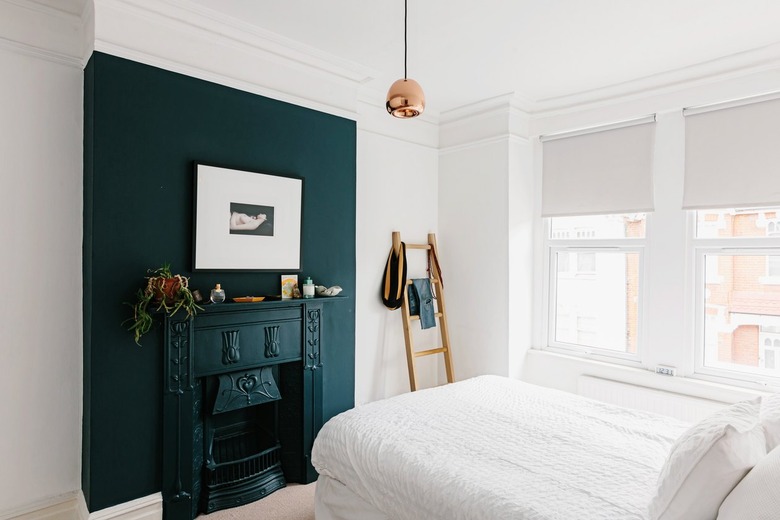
[125,263,203,345]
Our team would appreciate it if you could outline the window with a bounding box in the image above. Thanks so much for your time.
[759,328,780,372]
[767,219,780,237]
[547,213,646,359]
[694,208,780,383]
[768,256,780,278]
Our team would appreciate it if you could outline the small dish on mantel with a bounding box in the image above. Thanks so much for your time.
[232,296,265,303]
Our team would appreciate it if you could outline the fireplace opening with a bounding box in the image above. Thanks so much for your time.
[204,420,285,513]
[201,366,286,514]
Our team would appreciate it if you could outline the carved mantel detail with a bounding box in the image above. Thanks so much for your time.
[221,330,240,365]
[305,308,323,371]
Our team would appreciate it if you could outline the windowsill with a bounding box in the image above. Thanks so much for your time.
[759,276,780,285]
[523,349,775,404]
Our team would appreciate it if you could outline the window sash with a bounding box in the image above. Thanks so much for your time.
[546,240,645,363]
[692,246,780,385]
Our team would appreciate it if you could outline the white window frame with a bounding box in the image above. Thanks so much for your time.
[759,330,780,372]
[692,230,780,385]
[544,218,647,365]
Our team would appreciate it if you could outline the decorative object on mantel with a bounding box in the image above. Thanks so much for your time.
[210,283,226,303]
[125,263,202,345]
[232,296,266,303]
[302,277,315,299]
[385,0,425,118]
[281,274,298,300]
[315,285,343,297]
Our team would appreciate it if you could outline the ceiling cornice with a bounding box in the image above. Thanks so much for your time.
[94,0,376,84]
[527,40,780,118]
[0,0,84,66]
[91,0,381,120]
[4,0,83,22]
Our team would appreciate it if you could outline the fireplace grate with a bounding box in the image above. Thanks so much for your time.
[204,421,286,512]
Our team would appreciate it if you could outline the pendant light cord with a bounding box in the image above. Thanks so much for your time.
[404,0,408,79]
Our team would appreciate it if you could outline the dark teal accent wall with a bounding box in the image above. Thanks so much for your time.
[82,52,356,511]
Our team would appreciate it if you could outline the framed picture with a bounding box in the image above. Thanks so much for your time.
[193,163,303,271]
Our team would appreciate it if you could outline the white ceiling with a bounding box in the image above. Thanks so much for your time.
[78,1,780,114]
[184,0,780,114]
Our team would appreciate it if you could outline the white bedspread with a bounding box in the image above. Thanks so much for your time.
[312,376,689,520]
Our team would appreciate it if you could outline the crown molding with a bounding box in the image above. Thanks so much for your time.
[0,0,84,64]
[91,0,380,119]
[111,0,376,83]
[440,93,531,125]
[0,35,82,67]
[3,0,83,22]
[528,40,780,117]
[439,93,532,149]
[439,133,529,156]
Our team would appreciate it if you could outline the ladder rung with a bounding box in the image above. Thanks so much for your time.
[406,278,441,285]
[414,347,447,358]
[409,313,443,321]
[406,244,432,250]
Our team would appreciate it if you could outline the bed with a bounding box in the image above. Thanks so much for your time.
[312,376,691,520]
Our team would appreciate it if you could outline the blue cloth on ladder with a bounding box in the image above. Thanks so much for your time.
[408,278,436,330]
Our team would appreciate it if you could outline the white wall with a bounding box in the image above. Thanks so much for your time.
[438,99,534,381]
[354,99,441,403]
[0,1,84,515]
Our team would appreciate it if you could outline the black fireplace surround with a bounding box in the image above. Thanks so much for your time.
[161,298,343,519]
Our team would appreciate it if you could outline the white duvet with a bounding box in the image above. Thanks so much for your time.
[312,376,690,520]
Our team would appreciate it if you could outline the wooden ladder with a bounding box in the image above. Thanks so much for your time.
[393,231,455,391]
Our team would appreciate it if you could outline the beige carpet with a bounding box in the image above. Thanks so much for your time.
[197,483,315,520]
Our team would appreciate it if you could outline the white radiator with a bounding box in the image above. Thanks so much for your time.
[577,375,728,424]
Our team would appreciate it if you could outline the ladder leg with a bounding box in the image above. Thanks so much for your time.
[429,234,455,384]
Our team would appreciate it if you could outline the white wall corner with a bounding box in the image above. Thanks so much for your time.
[439,93,531,152]
[81,0,95,67]
[92,0,376,119]
[87,493,162,520]
[506,136,534,380]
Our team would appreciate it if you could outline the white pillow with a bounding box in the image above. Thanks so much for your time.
[759,393,780,451]
[718,445,780,520]
[648,399,766,520]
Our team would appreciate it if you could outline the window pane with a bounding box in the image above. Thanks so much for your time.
[703,254,780,376]
[554,251,639,353]
[696,207,780,238]
[550,213,646,239]
[769,256,780,277]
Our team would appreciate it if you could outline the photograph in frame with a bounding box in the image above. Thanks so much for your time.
[193,163,303,271]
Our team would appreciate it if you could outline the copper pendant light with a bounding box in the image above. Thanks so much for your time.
[386,0,425,118]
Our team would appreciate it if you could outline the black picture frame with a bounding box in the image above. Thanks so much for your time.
[193,163,303,272]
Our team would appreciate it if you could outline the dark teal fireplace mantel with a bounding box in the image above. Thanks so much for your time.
[162,298,345,519]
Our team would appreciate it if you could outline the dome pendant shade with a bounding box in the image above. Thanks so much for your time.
[386,78,425,118]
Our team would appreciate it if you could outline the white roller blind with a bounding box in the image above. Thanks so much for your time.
[541,117,656,218]
[683,95,780,209]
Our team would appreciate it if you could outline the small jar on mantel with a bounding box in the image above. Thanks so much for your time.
[210,283,225,304]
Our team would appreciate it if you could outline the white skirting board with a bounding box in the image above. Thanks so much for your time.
[1,492,162,520]
[0,492,83,520]
[577,375,729,423]
[86,493,162,520]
